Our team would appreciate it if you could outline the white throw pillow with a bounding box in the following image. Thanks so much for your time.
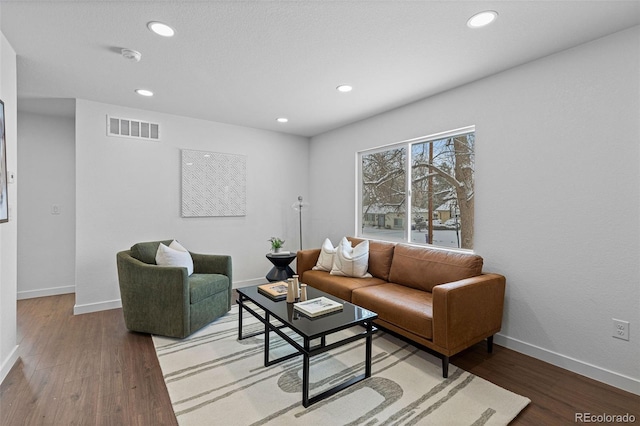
[330,238,372,278]
[312,238,343,272]
[155,240,194,276]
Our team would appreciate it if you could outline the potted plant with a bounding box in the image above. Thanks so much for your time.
[268,237,285,253]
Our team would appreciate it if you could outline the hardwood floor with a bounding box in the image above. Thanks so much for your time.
[2,293,638,425]
[1,294,176,426]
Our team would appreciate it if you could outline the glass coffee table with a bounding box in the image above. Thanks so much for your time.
[237,285,378,407]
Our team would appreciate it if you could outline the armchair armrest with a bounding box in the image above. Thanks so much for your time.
[432,273,506,355]
[296,248,321,282]
[191,252,232,281]
[190,252,233,309]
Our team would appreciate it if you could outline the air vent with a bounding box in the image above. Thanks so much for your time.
[107,115,160,140]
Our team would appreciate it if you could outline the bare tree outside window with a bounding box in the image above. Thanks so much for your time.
[360,129,475,250]
[361,147,407,242]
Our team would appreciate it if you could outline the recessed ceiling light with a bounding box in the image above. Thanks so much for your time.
[337,85,353,93]
[135,89,154,97]
[147,21,175,37]
[276,117,289,123]
[467,11,498,28]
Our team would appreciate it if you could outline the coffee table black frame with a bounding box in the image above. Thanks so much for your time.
[237,285,377,407]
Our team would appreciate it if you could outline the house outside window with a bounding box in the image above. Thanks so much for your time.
[358,126,475,250]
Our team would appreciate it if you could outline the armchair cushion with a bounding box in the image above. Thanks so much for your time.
[189,273,231,304]
[156,240,194,275]
[131,239,173,264]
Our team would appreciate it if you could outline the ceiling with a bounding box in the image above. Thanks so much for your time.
[1,1,639,137]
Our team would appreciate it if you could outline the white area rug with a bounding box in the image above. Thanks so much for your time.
[152,304,529,425]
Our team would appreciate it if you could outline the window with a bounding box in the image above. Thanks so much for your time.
[358,126,475,250]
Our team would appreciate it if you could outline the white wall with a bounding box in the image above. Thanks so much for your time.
[17,100,75,299]
[308,27,640,394]
[74,99,309,313]
[0,28,19,383]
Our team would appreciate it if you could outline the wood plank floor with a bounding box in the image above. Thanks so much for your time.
[2,293,638,425]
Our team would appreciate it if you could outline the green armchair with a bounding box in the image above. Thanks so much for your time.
[116,239,232,338]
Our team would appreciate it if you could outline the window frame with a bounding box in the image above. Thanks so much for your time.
[356,125,475,251]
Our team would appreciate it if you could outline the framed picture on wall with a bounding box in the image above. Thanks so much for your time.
[0,99,8,223]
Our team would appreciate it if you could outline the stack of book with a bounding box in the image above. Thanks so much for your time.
[257,282,289,301]
[294,296,343,317]
[270,251,292,256]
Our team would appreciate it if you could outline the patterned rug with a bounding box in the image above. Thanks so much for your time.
[152,304,529,425]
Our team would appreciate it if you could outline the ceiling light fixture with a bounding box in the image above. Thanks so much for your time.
[336,85,353,93]
[135,89,154,97]
[147,21,175,37]
[467,11,498,28]
[276,117,289,123]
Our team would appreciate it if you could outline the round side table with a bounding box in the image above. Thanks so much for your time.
[265,253,297,282]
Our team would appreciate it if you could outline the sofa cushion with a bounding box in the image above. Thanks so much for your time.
[347,237,395,281]
[130,239,174,264]
[388,244,483,292]
[352,283,433,340]
[303,270,385,302]
[188,273,230,304]
[312,237,342,272]
[330,239,372,278]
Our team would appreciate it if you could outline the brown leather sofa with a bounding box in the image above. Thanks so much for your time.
[297,237,506,377]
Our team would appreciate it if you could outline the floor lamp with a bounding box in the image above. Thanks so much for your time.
[292,196,309,250]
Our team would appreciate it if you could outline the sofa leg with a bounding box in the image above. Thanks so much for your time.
[442,356,449,378]
[487,335,494,353]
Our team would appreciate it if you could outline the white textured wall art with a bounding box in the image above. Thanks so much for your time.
[181,149,246,217]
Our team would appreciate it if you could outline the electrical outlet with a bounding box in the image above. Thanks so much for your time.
[612,319,629,341]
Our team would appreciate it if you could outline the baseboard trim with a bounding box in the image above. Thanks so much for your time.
[495,334,640,396]
[0,345,19,385]
[17,285,75,300]
[73,299,122,315]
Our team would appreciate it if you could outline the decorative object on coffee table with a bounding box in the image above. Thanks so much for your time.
[257,281,288,301]
[299,283,307,301]
[294,296,343,317]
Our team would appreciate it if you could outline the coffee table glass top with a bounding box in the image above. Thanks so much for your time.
[237,285,377,340]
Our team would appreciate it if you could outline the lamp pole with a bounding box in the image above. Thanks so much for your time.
[297,195,303,250]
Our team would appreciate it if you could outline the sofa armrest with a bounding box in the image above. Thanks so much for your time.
[116,251,190,336]
[296,248,321,282]
[432,273,506,355]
